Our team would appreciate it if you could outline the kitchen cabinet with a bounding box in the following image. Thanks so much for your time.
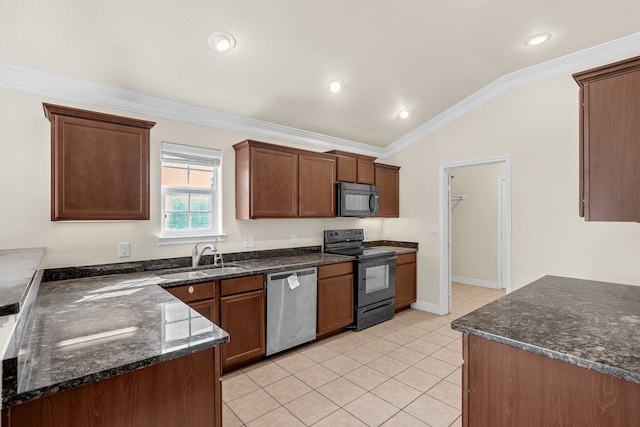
[461,333,640,426]
[573,56,640,222]
[165,281,221,427]
[43,103,155,221]
[395,252,417,311]
[220,274,265,372]
[166,281,217,322]
[3,348,220,427]
[299,153,336,217]
[325,150,376,184]
[375,163,400,218]
[317,262,354,339]
[234,140,336,219]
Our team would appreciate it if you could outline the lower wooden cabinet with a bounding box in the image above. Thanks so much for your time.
[165,281,221,427]
[317,262,354,339]
[395,253,417,311]
[220,275,265,372]
[3,348,219,427]
[462,333,640,426]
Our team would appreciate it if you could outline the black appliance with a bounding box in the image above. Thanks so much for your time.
[323,229,396,330]
[336,183,380,217]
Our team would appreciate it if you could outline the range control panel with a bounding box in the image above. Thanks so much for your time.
[323,229,364,245]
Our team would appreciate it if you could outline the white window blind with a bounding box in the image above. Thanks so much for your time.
[160,142,222,241]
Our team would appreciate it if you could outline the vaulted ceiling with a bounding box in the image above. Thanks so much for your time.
[1,0,640,153]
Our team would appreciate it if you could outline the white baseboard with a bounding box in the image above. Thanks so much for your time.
[452,275,498,289]
[411,300,446,315]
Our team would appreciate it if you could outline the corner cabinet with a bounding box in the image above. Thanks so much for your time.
[234,140,336,219]
[374,163,400,218]
[43,103,155,221]
[317,262,354,339]
[395,253,417,311]
[573,56,640,222]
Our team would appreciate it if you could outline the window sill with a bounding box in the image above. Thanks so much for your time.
[157,234,227,246]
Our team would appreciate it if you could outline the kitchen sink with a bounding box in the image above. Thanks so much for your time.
[159,265,249,281]
[200,266,249,276]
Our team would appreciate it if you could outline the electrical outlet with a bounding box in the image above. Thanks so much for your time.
[118,242,130,257]
[291,234,298,244]
[428,224,439,234]
[385,230,390,238]
[243,235,255,248]
[363,229,369,239]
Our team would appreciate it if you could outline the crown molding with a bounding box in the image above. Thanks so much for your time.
[381,32,640,159]
[0,61,384,158]
[1,32,639,160]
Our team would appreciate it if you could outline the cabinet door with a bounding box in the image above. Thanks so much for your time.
[395,254,416,311]
[44,104,155,221]
[299,154,336,217]
[190,298,216,323]
[335,155,357,183]
[375,164,400,217]
[250,146,298,218]
[317,275,354,338]
[357,158,375,184]
[220,290,265,371]
[583,70,640,221]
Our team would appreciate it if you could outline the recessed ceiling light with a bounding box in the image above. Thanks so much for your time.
[329,80,343,93]
[397,109,410,119]
[208,31,236,52]
[524,33,551,46]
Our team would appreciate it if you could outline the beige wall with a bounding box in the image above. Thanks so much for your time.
[450,163,505,285]
[0,88,383,268]
[386,74,640,307]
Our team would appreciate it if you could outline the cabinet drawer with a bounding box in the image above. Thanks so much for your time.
[166,281,215,303]
[221,274,264,296]
[318,262,353,279]
[396,252,416,265]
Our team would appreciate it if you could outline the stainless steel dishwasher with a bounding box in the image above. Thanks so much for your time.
[265,267,317,356]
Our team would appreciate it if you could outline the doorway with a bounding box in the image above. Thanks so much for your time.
[438,157,511,315]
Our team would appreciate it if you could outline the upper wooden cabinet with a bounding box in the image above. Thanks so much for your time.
[43,104,155,221]
[374,163,400,218]
[573,56,640,222]
[299,153,336,217]
[234,140,336,219]
[325,150,376,184]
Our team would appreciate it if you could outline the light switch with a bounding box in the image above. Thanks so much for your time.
[243,235,255,248]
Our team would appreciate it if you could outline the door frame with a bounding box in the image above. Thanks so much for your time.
[438,156,512,314]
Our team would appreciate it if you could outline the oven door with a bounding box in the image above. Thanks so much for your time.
[355,256,396,308]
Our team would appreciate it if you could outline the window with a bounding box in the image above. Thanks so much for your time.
[160,142,221,241]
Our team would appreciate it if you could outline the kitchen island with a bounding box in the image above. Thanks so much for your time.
[451,275,640,427]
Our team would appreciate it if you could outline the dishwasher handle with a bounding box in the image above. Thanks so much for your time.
[269,268,317,281]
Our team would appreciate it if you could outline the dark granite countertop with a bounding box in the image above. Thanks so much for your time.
[2,252,353,406]
[3,272,229,407]
[451,275,640,384]
[0,248,45,315]
[370,246,417,255]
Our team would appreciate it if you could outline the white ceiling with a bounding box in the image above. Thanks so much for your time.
[1,1,640,150]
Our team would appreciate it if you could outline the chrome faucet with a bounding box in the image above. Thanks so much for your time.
[192,242,216,268]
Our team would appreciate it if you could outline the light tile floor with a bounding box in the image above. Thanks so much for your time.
[222,283,505,427]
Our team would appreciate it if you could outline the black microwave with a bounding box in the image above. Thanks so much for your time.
[336,183,380,217]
